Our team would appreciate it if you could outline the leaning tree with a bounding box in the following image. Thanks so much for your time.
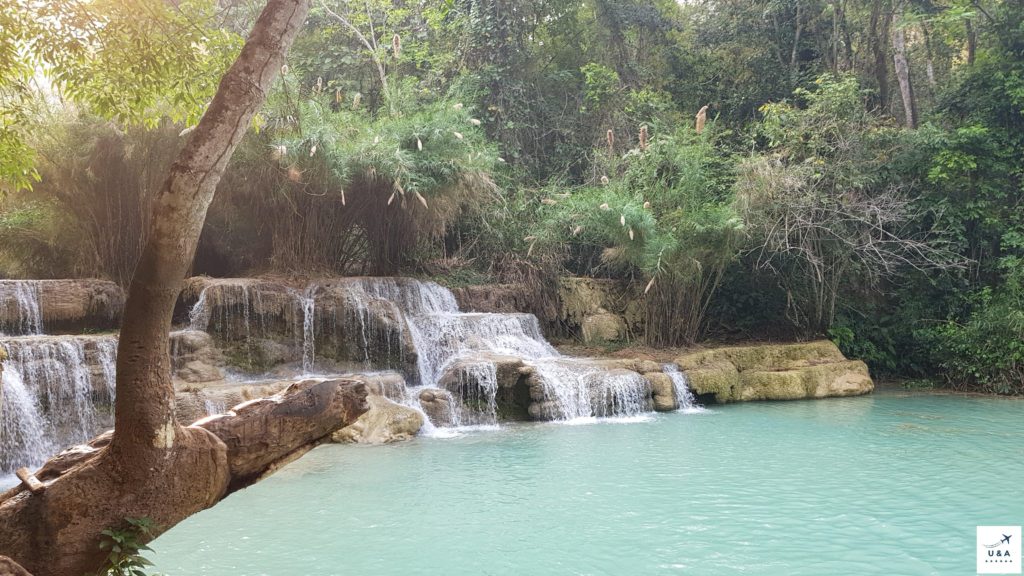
[0,1,368,574]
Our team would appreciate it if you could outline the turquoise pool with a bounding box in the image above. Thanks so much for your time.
[152,391,1024,575]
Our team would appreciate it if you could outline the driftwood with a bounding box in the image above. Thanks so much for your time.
[12,471,43,496]
[0,379,368,575]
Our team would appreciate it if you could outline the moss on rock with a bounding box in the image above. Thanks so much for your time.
[677,341,873,403]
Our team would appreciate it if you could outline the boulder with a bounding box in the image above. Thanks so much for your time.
[558,278,631,343]
[645,372,677,412]
[676,341,873,403]
[332,394,424,444]
[418,388,457,427]
[581,312,626,343]
[436,354,533,422]
[169,330,225,384]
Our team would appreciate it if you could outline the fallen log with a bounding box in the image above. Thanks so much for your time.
[12,471,43,496]
[0,379,368,576]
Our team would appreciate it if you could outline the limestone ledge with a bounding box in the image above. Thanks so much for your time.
[675,340,873,403]
[0,279,123,335]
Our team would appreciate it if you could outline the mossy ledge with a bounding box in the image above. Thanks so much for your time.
[676,341,873,404]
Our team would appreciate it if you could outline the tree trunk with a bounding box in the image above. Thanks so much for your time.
[922,23,937,90]
[0,380,368,575]
[790,1,804,86]
[0,1,317,574]
[869,0,890,111]
[965,19,977,66]
[891,9,917,128]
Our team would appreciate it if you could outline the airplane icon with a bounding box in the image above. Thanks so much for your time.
[1002,534,1012,545]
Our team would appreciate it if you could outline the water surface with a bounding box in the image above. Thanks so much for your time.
[152,391,1024,575]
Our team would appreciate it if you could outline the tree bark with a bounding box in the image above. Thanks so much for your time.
[965,19,977,66]
[111,0,311,467]
[0,1,318,574]
[0,380,368,575]
[0,556,32,576]
[869,0,890,111]
[922,23,937,90]
[891,9,917,128]
[790,1,804,85]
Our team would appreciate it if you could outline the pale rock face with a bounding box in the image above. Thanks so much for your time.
[170,330,225,384]
[644,372,677,412]
[677,341,874,403]
[580,312,626,343]
[332,394,424,444]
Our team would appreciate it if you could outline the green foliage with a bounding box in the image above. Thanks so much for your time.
[581,63,620,110]
[531,125,742,344]
[212,75,500,274]
[0,0,240,192]
[917,260,1024,395]
[95,517,160,576]
[737,74,958,332]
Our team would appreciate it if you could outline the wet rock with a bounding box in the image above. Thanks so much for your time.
[345,371,408,402]
[645,372,677,412]
[418,388,456,427]
[169,330,225,384]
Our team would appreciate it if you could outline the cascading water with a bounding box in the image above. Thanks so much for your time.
[0,335,118,473]
[339,278,651,424]
[0,368,50,472]
[446,361,499,426]
[590,370,652,418]
[181,277,655,429]
[0,280,43,335]
[204,398,227,416]
[290,285,317,373]
[663,363,702,412]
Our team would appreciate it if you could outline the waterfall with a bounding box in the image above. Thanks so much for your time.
[0,335,117,473]
[663,363,701,412]
[407,312,556,388]
[291,285,317,373]
[203,398,227,416]
[0,280,43,335]
[448,361,499,426]
[180,277,655,428]
[0,368,51,472]
[189,286,212,331]
[532,359,598,421]
[591,370,651,418]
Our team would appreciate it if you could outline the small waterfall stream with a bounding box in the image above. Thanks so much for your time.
[663,363,702,412]
[0,368,50,472]
[1,280,43,335]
